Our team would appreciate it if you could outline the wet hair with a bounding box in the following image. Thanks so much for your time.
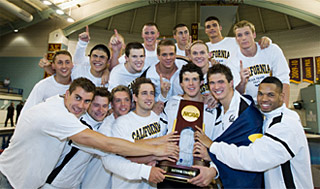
[233,20,256,34]
[110,85,132,102]
[205,16,221,25]
[52,50,72,63]
[89,44,111,61]
[189,40,209,53]
[69,77,96,94]
[260,76,283,92]
[125,42,145,57]
[179,63,204,83]
[207,64,233,83]
[173,23,188,35]
[143,22,159,31]
[94,87,111,102]
[131,77,155,96]
[157,39,176,55]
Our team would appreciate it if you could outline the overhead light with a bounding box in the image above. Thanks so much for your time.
[42,0,52,5]
[56,9,64,15]
[14,29,18,33]
[67,17,75,23]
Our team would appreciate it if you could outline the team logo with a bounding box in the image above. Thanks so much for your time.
[181,105,200,122]
[248,133,263,143]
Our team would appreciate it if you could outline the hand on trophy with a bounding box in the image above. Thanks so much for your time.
[193,141,211,162]
[188,166,217,187]
[148,167,166,184]
[195,126,213,148]
[158,131,180,144]
[154,142,179,157]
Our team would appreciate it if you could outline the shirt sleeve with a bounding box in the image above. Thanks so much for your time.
[101,154,152,181]
[209,122,296,172]
[73,40,90,66]
[270,44,290,84]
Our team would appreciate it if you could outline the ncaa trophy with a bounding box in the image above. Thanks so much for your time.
[158,99,209,183]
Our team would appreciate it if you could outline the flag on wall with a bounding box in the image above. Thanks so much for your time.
[302,57,314,83]
[315,56,320,82]
[289,58,301,83]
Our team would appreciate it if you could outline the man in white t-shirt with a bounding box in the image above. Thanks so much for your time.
[81,85,132,188]
[41,29,110,87]
[116,23,160,70]
[22,50,73,114]
[111,78,177,189]
[230,20,290,105]
[204,16,271,65]
[173,23,191,58]
[0,78,178,189]
[145,39,185,103]
[159,63,217,188]
[108,42,145,91]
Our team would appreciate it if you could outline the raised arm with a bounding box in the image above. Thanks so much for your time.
[73,26,90,66]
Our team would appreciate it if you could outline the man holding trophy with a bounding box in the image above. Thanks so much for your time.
[158,63,217,188]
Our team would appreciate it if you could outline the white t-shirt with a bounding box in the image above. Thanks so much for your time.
[72,40,106,87]
[206,37,238,65]
[118,44,159,72]
[145,62,185,102]
[108,63,143,91]
[111,111,160,189]
[175,43,186,56]
[230,43,290,103]
[0,95,86,189]
[42,113,101,189]
[80,114,152,189]
[22,75,69,114]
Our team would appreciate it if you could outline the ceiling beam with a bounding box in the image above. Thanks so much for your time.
[257,7,266,33]
[0,8,53,36]
[62,1,149,36]
[129,9,137,34]
[284,14,292,30]
[246,0,320,27]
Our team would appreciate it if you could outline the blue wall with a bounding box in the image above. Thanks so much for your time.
[0,57,44,99]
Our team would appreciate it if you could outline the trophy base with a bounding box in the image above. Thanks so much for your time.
[158,161,200,183]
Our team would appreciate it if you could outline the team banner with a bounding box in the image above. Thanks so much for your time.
[191,23,198,42]
[315,56,320,82]
[289,58,301,83]
[302,57,314,83]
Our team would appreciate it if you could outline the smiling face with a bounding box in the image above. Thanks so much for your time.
[142,25,159,47]
[125,48,145,73]
[235,26,256,50]
[52,54,73,79]
[257,83,284,113]
[64,86,94,118]
[205,20,222,39]
[174,26,189,47]
[208,73,233,104]
[112,91,131,118]
[89,49,108,75]
[189,43,209,70]
[87,96,109,122]
[133,83,155,112]
[180,72,202,99]
[158,45,176,69]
